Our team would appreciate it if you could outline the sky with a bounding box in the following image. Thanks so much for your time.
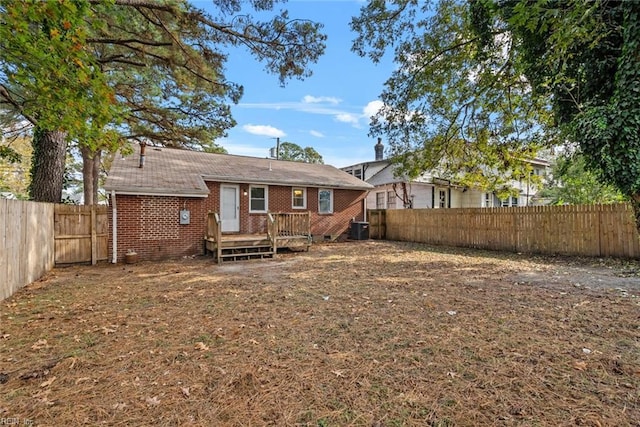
[206,0,396,168]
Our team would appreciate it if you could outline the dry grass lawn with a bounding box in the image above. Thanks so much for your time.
[1,241,639,426]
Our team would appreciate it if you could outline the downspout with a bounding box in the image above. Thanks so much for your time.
[111,190,117,264]
[363,196,367,222]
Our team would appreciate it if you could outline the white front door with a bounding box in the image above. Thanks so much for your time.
[220,185,240,232]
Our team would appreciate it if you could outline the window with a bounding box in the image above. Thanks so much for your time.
[501,198,510,207]
[511,196,519,207]
[387,191,396,208]
[249,185,268,213]
[439,190,447,208]
[484,193,493,208]
[318,188,333,214]
[354,168,363,180]
[376,192,385,209]
[292,188,306,209]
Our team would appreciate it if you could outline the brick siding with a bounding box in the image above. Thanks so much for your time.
[108,182,366,262]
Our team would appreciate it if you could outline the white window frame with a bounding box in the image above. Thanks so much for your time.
[292,187,307,209]
[511,196,519,207]
[376,192,385,209]
[387,190,396,208]
[318,188,333,214]
[354,168,363,180]
[438,189,447,208]
[484,193,493,208]
[249,185,268,213]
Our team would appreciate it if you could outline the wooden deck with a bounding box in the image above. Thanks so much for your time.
[204,212,312,263]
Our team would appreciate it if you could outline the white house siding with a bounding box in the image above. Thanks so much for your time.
[367,183,434,209]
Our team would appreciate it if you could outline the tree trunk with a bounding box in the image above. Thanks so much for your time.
[29,127,68,203]
[81,147,101,205]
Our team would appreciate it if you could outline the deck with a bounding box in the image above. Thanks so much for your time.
[204,212,312,263]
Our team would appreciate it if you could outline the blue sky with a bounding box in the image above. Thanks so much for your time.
[210,0,395,167]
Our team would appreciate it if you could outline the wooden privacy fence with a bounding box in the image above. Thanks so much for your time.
[0,199,54,301]
[1,201,110,301]
[54,204,109,265]
[370,203,640,258]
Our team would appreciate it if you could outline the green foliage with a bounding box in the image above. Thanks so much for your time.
[279,141,324,164]
[0,0,120,147]
[0,135,32,198]
[351,0,553,192]
[539,154,625,205]
[1,0,326,201]
[352,0,640,226]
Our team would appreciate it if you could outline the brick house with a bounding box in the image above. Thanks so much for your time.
[104,144,373,262]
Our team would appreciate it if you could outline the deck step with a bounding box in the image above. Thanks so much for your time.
[218,245,274,262]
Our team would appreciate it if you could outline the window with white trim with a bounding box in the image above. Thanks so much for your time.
[376,192,385,209]
[511,196,519,207]
[438,189,447,208]
[292,188,306,209]
[484,193,493,208]
[318,188,333,214]
[387,191,396,208]
[249,185,268,213]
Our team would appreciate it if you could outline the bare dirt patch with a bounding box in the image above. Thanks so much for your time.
[1,241,639,426]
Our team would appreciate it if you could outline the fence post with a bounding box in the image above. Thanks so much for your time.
[91,205,97,265]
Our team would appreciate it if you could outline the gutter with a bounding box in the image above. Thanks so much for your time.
[111,190,117,264]
[107,190,208,198]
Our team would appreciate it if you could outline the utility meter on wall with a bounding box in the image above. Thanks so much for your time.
[179,209,190,225]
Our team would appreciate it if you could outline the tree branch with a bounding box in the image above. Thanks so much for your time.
[87,38,173,47]
[0,84,37,125]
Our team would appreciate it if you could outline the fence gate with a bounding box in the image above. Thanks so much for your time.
[368,209,386,240]
[54,204,108,265]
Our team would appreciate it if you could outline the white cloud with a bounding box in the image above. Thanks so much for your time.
[309,130,325,138]
[242,124,286,138]
[238,98,386,129]
[363,100,384,119]
[335,113,360,126]
[302,95,341,105]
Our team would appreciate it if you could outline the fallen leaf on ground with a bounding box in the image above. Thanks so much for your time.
[194,342,209,351]
[40,376,57,388]
[31,339,48,350]
[145,396,161,406]
[574,361,588,371]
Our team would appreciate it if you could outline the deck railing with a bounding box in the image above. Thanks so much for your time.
[206,212,222,262]
[267,211,312,255]
[271,211,312,237]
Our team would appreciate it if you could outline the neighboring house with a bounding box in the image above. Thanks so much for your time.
[104,144,372,262]
[342,139,549,211]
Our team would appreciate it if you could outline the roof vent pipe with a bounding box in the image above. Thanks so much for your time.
[375,137,384,161]
[139,142,146,168]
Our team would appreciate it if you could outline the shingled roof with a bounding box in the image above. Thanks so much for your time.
[104,145,373,197]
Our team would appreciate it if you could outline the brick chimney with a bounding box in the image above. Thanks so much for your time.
[374,137,384,161]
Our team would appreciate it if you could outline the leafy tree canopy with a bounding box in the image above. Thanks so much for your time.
[278,141,324,164]
[351,0,552,193]
[0,135,31,199]
[0,0,118,146]
[351,0,640,227]
[0,0,326,202]
[540,153,625,206]
[2,0,327,151]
